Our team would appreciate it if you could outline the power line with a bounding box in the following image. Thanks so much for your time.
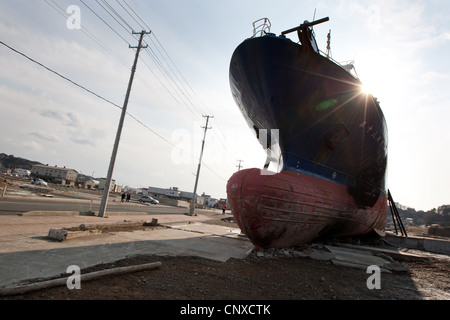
[42,0,186,152]
[44,0,131,69]
[121,0,152,31]
[80,0,131,45]
[116,0,148,31]
[189,115,214,216]
[83,0,203,121]
[96,0,133,33]
[0,40,122,110]
[113,3,241,164]
[99,30,150,218]
[117,1,207,116]
[0,39,183,153]
[141,46,198,120]
[51,1,229,183]
[97,2,238,182]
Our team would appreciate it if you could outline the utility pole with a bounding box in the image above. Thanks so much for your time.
[98,30,150,218]
[188,115,213,216]
[236,160,244,171]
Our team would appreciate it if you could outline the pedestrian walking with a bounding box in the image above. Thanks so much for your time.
[121,192,125,202]
[126,193,131,202]
[222,204,226,215]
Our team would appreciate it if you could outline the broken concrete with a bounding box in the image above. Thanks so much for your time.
[47,229,67,241]
[48,228,103,242]
[143,218,158,226]
[326,246,391,268]
[252,244,410,273]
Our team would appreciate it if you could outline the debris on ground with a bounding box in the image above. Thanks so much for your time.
[220,216,236,223]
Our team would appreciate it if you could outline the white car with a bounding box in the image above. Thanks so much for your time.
[31,178,48,186]
[138,195,159,204]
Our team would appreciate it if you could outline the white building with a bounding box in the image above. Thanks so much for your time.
[14,168,31,177]
[31,164,78,186]
[98,178,116,192]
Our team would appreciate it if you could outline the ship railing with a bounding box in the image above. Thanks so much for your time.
[319,50,360,79]
[251,18,271,38]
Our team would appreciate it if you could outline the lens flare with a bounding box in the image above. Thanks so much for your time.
[360,84,371,94]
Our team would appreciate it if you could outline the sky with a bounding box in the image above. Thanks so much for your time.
[0,0,449,211]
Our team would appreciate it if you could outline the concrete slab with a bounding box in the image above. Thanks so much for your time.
[0,223,254,288]
[164,222,243,238]
[385,233,450,255]
[325,245,392,271]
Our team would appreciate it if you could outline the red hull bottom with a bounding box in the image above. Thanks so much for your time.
[226,168,387,249]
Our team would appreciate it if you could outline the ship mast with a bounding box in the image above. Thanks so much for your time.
[326,29,332,59]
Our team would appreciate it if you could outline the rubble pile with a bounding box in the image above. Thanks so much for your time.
[249,243,410,273]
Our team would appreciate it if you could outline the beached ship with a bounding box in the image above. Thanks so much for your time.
[227,17,388,249]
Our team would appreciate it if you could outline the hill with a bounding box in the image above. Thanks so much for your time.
[0,153,42,171]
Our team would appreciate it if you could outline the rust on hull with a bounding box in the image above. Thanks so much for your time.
[227,168,387,249]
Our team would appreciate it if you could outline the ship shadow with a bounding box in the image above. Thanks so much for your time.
[0,231,428,300]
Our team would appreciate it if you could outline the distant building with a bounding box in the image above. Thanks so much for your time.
[145,186,195,201]
[76,174,98,190]
[167,187,181,198]
[98,178,116,192]
[145,186,173,197]
[14,168,31,177]
[31,164,78,186]
[180,190,195,200]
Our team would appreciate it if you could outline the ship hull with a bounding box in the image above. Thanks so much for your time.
[228,32,388,248]
[227,168,387,249]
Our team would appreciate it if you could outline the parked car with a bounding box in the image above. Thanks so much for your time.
[138,195,159,204]
[31,178,48,186]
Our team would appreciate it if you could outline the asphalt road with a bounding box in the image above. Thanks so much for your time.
[0,197,188,215]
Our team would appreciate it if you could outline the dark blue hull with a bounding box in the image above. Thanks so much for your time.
[230,34,388,208]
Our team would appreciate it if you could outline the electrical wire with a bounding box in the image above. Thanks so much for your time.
[79,0,131,46]
[46,1,232,181]
[114,2,240,162]
[84,0,204,121]
[44,0,131,70]
[117,3,244,173]
[96,0,133,33]
[121,0,152,31]
[0,39,183,152]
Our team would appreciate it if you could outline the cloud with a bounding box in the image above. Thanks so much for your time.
[39,110,64,121]
[66,112,81,127]
[70,136,95,146]
[38,109,81,128]
[28,131,62,143]
[20,140,45,155]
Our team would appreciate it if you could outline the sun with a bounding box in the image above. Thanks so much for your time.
[360,83,372,94]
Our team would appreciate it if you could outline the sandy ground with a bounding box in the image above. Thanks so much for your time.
[2,218,449,301]
[1,176,449,307]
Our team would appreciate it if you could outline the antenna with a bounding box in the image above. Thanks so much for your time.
[236,160,244,171]
[326,29,332,58]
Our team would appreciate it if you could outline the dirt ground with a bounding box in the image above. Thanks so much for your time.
[2,218,449,302]
[0,177,448,304]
